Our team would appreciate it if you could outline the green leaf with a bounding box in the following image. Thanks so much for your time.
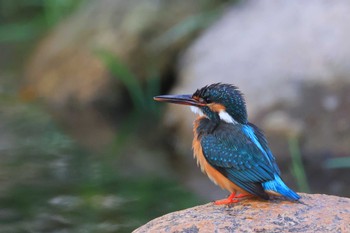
[95,49,145,110]
[288,135,310,193]
[325,157,350,169]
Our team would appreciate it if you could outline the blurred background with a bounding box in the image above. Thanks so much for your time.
[1,0,350,232]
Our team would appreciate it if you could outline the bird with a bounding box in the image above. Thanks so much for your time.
[153,83,300,205]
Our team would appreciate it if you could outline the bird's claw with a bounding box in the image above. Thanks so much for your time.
[214,193,252,205]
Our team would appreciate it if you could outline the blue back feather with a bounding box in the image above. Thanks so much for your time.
[197,118,300,200]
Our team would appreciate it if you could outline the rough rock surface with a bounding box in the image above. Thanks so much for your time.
[164,0,350,198]
[134,193,350,233]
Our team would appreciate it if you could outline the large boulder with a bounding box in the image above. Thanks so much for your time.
[163,0,350,198]
[134,193,350,232]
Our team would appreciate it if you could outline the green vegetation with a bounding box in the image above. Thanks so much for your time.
[96,49,163,156]
[96,50,161,115]
[0,2,200,232]
[3,1,349,232]
[0,0,83,42]
[0,95,199,232]
[325,157,350,169]
[288,135,311,193]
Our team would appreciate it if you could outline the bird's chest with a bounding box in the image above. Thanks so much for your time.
[192,133,207,174]
[192,132,220,187]
[192,117,230,168]
[192,118,244,193]
[192,117,211,173]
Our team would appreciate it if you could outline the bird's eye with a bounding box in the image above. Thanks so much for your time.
[204,97,212,103]
[197,96,211,103]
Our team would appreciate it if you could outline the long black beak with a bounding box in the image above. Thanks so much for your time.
[153,94,206,106]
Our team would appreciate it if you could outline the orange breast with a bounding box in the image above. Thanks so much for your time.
[192,117,247,194]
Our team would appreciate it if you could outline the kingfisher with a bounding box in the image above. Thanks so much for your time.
[154,83,300,205]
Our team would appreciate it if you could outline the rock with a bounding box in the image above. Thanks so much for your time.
[163,0,350,198]
[133,193,350,232]
[23,0,216,148]
[170,0,350,154]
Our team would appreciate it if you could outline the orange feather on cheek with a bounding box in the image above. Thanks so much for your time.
[208,103,226,113]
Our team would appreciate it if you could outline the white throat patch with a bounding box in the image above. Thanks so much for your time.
[219,110,237,124]
[191,106,236,124]
[190,106,204,116]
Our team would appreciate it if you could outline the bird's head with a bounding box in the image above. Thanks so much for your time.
[154,83,247,124]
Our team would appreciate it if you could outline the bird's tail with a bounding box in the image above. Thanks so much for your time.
[262,174,300,201]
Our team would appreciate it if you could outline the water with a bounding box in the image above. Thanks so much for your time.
[0,90,199,232]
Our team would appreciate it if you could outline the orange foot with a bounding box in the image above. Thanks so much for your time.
[214,193,253,205]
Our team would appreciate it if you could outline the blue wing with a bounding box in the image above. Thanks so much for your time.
[246,123,281,175]
[200,123,279,199]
